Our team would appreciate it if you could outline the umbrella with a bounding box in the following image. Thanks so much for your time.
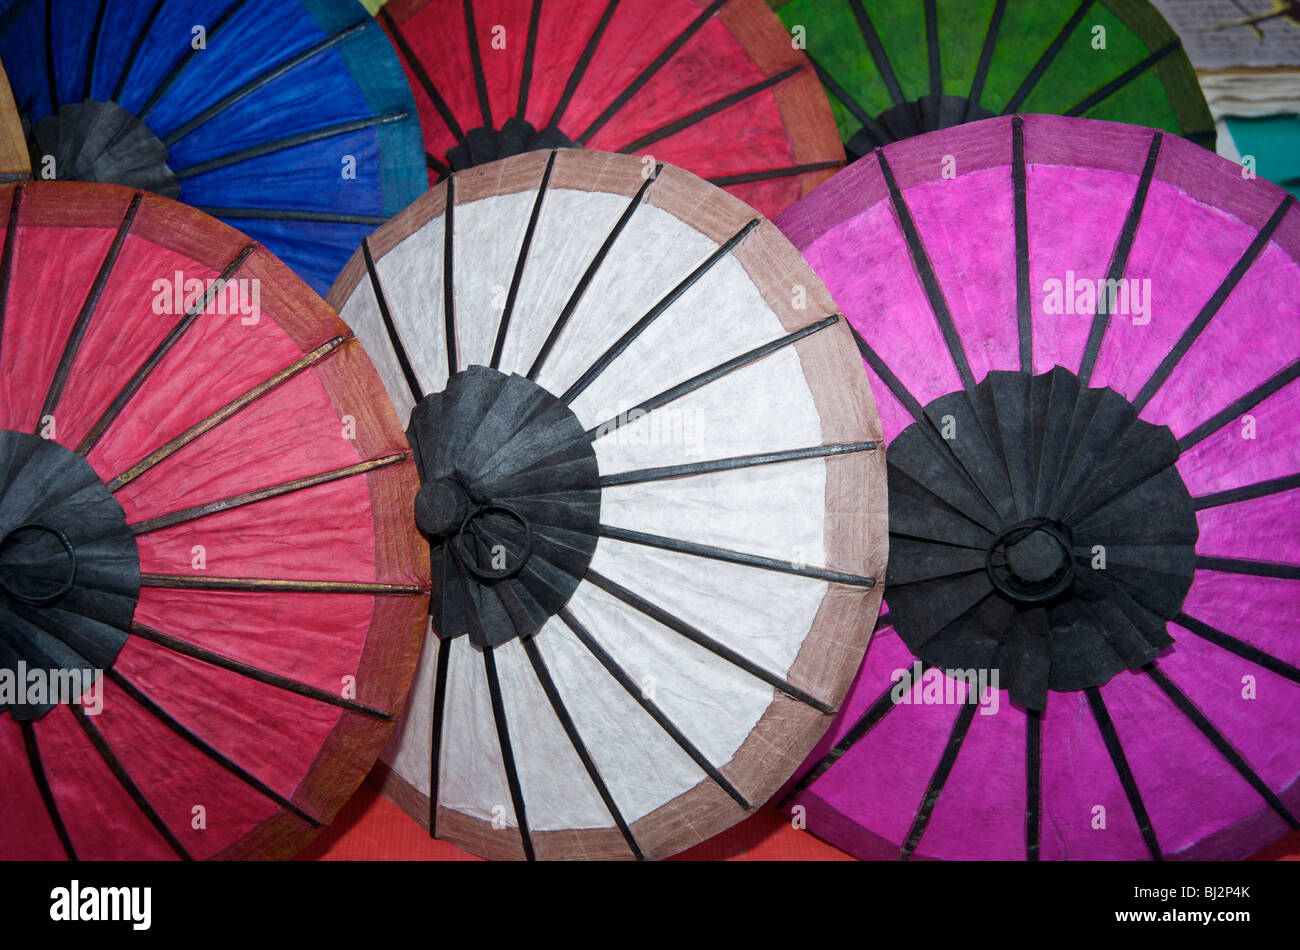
[0,0,426,295]
[0,181,428,859]
[0,60,26,181]
[375,0,844,220]
[769,0,1215,159]
[326,148,888,860]
[776,113,1300,860]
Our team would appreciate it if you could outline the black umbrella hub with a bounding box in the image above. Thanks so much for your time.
[848,96,995,161]
[442,118,576,176]
[28,100,180,199]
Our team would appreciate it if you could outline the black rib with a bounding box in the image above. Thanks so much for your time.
[462,0,493,127]
[1179,359,1300,452]
[139,574,424,596]
[1176,612,1300,686]
[1085,686,1161,860]
[69,702,192,860]
[76,243,256,455]
[136,0,254,120]
[878,151,974,391]
[925,0,941,98]
[516,0,544,120]
[443,174,459,376]
[130,621,391,719]
[38,191,141,425]
[0,185,23,367]
[705,161,841,186]
[965,0,1006,122]
[547,0,620,130]
[173,112,408,179]
[111,0,166,103]
[901,700,977,860]
[808,55,888,147]
[162,21,370,145]
[1026,708,1042,861]
[492,150,556,370]
[584,568,835,711]
[196,207,387,224]
[558,606,750,809]
[380,8,467,146]
[588,315,838,439]
[577,0,728,144]
[1196,555,1300,580]
[1146,663,1299,829]
[563,217,759,402]
[600,524,874,590]
[425,150,450,177]
[427,634,452,838]
[1002,0,1095,114]
[482,645,534,860]
[600,442,876,487]
[1077,131,1161,386]
[363,237,422,402]
[1194,472,1300,509]
[19,719,76,859]
[43,0,57,112]
[520,634,643,859]
[1066,43,1179,117]
[618,66,800,154]
[1135,196,1295,411]
[849,0,904,107]
[104,668,321,826]
[527,167,657,380]
[1012,116,1031,371]
[84,0,109,101]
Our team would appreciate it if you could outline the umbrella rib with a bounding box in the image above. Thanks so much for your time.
[616,66,802,155]
[965,0,1007,122]
[526,166,659,381]
[520,634,644,859]
[847,0,905,108]
[587,314,838,439]
[139,575,426,596]
[380,8,467,147]
[924,0,941,99]
[159,20,371,147]
[1134,194,1296,412]
[461,0,493,128]
[129,620,393,719]
[135,0,255,121]
[104,668,322,827]
[75,242,258,456]
[19,719,78,860]
[363,237,423,402]
[171,112,410,180]
[37,191,142,426]
[1065,42,1180,117]
[576,0,729,145]
[1012,116,1032,372]
[482,644,535,860]
[516,0,544,120]
[109,0,166,103]
[444,174,459,376]
[106,336,350,492]
[808,56,889,151]
[584,568,836,712]
[562,217,760,403]
[68,702,193,860]
[900,700,978,860]
[128,453,409,535]
[491,150,557,370]
[0,185,22,367]
[195,207,387,224]
[427,633,452,839]
[1175,612,1300,686]
[83,0,109,101]
[1192,472,1300,509]
[1177,358,1300,453]
[705,160,841,187]
[1145,663,1299,830]
[1084,685,1162,860]
[1001,0,1095,114]
[42,0,57,112]
[599,524,874,591]
[1025,707,1042,861]
[878,151,975,393]
[1195,555,1300,580]
[598,441,877,487]
[425,150,450,178]
[1077,131,1162,387]
[557,605,751,809]
[546,0,620,131]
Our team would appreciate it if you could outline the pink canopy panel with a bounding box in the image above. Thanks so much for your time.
[776,113,1300,860]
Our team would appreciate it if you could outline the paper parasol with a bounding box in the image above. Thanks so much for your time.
[0,60,27,182]
[375,0,844,219]
[769,0,1215,159]
[327,149,887,860]
[774,114,1300,860]
[0,0,426,295]
[0,181,427,859]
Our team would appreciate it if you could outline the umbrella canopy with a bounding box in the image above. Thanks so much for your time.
[0,181,427,859]
[327,148,887,860]
[0,60,26,181]
[375,0,844,219]
[776,114,1300,860]
[0,0,426,295]
[770,0,1215,159]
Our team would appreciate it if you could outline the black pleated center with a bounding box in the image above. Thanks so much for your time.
[441,118,576,176]
[28,100,180,199]
[847,95,996,160]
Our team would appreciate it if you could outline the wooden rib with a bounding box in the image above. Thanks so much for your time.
[139,575,425,595]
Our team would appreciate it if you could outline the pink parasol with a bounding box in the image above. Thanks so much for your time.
[776,114,1300,860]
